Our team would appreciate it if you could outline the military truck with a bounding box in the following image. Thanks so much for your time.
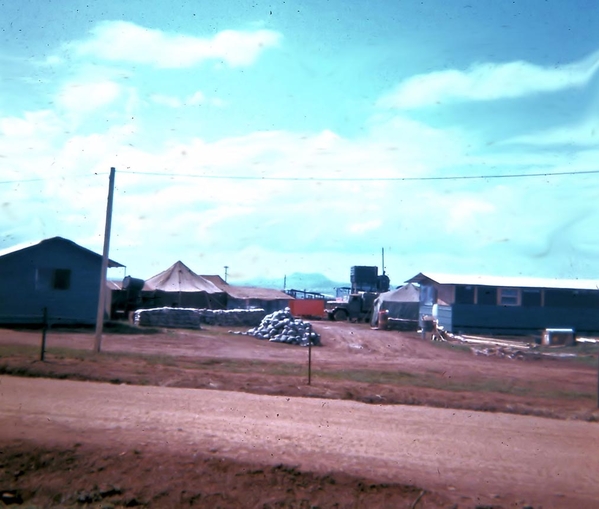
[325,265,390,322]
[325,291,378,322]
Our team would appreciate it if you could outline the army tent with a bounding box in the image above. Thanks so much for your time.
[370,283,420,329]
[202,275,292,313]
[142,261,226,309]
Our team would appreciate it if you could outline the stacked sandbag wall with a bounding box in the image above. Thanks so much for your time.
[198,308,267,327]
[134,307,268,330]
[134,307,202,329]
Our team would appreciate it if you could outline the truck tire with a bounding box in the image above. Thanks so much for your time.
[333,308,348,322]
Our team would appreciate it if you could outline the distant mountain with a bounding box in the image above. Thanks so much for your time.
[233,272,349,297]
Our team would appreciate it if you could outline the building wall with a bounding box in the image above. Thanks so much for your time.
[451,304,599,334]
[0,240,102,324]
[424,283,599,334]
[420,303,453,331]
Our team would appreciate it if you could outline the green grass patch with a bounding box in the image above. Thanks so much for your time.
[0,344,39,357]
[320,369,418,385]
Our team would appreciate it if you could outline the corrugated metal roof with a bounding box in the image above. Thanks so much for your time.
[144,261,224,293]
[0,237,124,268]
[406,272,599,291]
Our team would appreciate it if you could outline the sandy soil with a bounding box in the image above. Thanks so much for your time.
[0,322,598,508]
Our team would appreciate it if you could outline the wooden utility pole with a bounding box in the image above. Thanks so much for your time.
[94,167,116,353]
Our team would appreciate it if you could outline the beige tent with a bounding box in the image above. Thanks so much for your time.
[142,261,226,309]
[202,275,292,313]
[371,283,420,329]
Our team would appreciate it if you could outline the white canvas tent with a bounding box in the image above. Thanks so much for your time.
[142,261,226,309]
[370,283,420,329]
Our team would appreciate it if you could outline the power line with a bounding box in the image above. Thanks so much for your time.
[0,174,108,185]
[1,168,598,185]
[118,169,599,182]
[0,177,47,185]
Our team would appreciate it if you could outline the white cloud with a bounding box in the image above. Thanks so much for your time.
[4,102,599,282]
[445,198,496,235]
[57,80,121,113]
[149,91,219,108]
[380,50,599,109]
[504,117,599,147]
[348,219,382,234]
[69,21,282,68]
[43,55,64,66]
[0,110,62,137]
[187,91,205,106]
[210,97,227,108]
[150,94,183,108]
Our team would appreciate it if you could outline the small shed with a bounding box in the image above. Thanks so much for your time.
[370,283,420,329]
[142,262,226,309]
[0,237,123,325]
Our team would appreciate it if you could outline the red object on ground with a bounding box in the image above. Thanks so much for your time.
[289,299,325,317]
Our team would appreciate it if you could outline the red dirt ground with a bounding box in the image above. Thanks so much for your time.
[0,321,598,508]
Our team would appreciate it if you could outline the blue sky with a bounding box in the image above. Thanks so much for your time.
[2,0,599,286]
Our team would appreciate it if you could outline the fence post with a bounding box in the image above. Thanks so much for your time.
[307,324,313,385]
[40,307,48,361]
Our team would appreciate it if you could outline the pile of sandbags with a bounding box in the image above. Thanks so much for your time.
[198,308,267,327]
[242,308,320,347]
[134,307,202,329]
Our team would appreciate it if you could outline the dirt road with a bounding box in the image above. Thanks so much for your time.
[1,376,598,508]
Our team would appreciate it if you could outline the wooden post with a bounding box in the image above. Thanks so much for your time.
[94,167,116,353]
[40,307,48,361]
[307,324,313,385]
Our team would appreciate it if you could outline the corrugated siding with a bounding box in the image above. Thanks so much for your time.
[0,241,102,324]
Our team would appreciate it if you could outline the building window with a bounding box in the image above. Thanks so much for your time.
[36,268,71,290]
[478,286,497,305]
[522,289,542,307]
[455,285,475,304]
[499,288,520,306]
[53,269,71,290]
